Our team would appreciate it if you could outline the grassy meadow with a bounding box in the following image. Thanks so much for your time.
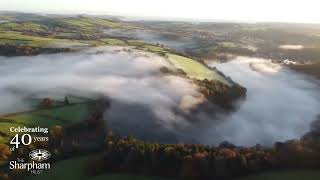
[0,100,93,144]
[27,156,172,180]
[166,53,231,85]
[237,170,320,180]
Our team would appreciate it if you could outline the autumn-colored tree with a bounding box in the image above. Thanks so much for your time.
[41,97,53,107]
[50,125,64,148]
[0,144,11,160]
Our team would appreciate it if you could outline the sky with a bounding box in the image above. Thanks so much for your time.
[0,0,319,23]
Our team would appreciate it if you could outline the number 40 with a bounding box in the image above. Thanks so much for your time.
[10,134,32,148]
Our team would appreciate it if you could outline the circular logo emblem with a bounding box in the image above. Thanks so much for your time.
[29,149,51,161]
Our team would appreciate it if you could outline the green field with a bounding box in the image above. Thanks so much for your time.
[237,170,320,180]
[0,31,51,46]
[27,156,172,180]
[0,17,128,32]
[0,16,135,49]
[30,156,320,180]
[0,101,93,144]
[59,17,125,30]
[101,38,127,46]
[166,53,231,85]
[142,45,168,53]
[0,31,88,48]
[0,30,166,52]
[0,22,46,32]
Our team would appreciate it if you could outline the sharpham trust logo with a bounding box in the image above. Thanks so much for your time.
[29,149,51,161]
[9,149,51,175]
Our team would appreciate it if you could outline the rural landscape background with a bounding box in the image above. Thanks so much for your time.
[0,0,320,180]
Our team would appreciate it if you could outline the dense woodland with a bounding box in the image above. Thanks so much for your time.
[195,79,246,109]
[0,44,72,56]
[0,114,319,180]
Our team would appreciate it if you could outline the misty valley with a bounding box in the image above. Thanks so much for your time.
[0,12,320,180]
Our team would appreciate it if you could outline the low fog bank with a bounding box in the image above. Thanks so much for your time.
[204,57,320,146]
[1,50,319,146]
[0,46,207,142]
